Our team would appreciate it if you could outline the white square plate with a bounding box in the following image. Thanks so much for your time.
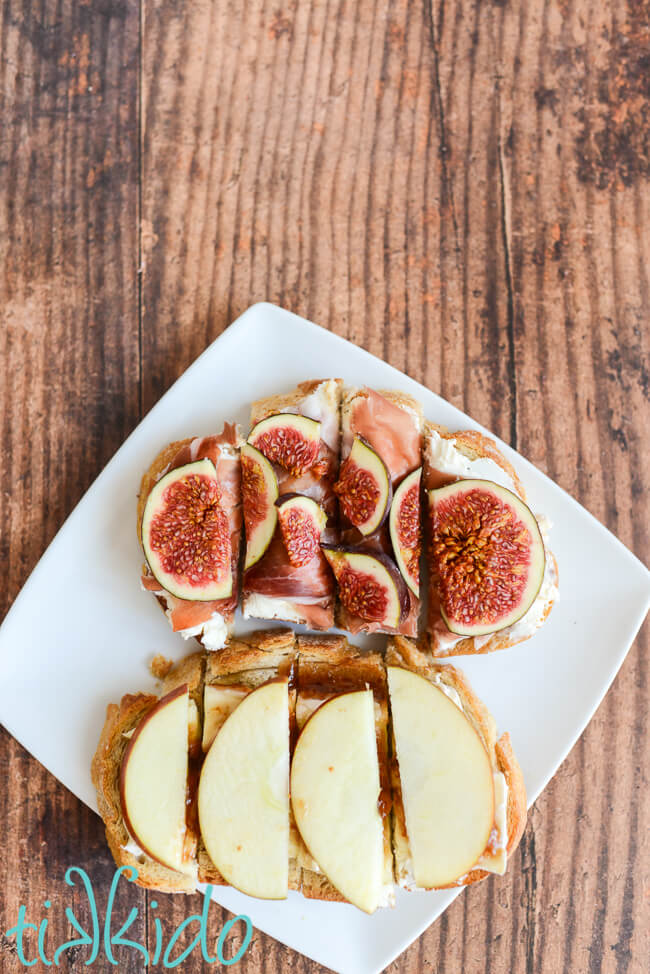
[1,303,648,974]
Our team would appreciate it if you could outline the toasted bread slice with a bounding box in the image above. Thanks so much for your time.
[386,636,527,890]
[197,628,298,888]
[335,387,423,637]
[138,426,244,652]
[242,379,342,630]
[294,635,394,906]
[423,421,559,656]
[91,652,205,894]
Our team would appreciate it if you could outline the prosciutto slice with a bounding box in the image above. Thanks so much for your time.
[242,379,341,628]
[338,388,422,637]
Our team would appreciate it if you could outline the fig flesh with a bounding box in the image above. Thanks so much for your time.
[334,436,392,535]
[142,459,232,601]
[248,413,321,476]
[241,443,279,570]
[276,494,327,567]
[321,546,408,628]
[389,467,422,598]
[430,479,546,636]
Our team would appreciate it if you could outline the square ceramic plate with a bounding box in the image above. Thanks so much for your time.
[0,303,648,974]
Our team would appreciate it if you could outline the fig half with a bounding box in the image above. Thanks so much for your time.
[334,436,392,535]
[321,546,408,628]
[430,479,546,636]
[248,413,321,476]
[241,443,279,570]
[276,494,327,567]
[389,467,422,598]
[142,459,233,601]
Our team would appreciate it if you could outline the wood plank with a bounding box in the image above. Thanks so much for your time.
[0,0,142,966]
[451,3,650,974]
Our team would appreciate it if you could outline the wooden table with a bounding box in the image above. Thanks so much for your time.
[1,0,648,970]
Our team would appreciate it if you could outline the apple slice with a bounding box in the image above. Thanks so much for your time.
[201,683,248,752]
[120,685,192,874]
[387,666,495,888]
[198,680,290,899]
[290,690,384,913]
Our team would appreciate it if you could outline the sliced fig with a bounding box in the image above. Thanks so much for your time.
[276,494,327,567]
[389,467,422,598]
[241,443,279,570]
[248,413,321,476]
[430,479,546,637]
[321,546,408,628]
[142,459,232,601]
[334,436,392,535]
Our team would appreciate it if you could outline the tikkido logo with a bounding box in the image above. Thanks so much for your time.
[4,866,252,968]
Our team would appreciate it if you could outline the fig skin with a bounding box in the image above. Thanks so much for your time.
[389,467,422,598]
[321,544,409,625]
[335,436,393,536]
[241,443,279,571]
[430,479,546,637]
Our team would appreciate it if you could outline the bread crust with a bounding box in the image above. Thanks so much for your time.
[91,678,199,894]
[341,387,424,430]
[205,628,296,681]
[385,636,527,891]
[251,378,342,425]
[424,422,558,657]
[137,439,194,543]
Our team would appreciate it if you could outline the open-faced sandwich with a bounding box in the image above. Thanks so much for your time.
[241,379,342,630]
[138,426,243,652]
[386,636,526,889]
[135,382,557,658]
[323,387,423,636]
[92,630,527,909]
[423,423,559,656]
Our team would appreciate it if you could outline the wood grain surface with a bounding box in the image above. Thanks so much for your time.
[1,0,648,971]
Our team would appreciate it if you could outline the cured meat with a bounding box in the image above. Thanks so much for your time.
[344,388,421,483]
[242,379,341,629]
[336,388,423,637]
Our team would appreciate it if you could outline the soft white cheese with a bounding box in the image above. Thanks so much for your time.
[243,594,308,624]
[146,586,230,651]
[397,856,418,891]
[377,882,396,908]
[431,673,464,711]
[426,429,519,493]
[173,611,229,652]
[288,379,340,453]
[121,835,147,862]
[502,516,559,640]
